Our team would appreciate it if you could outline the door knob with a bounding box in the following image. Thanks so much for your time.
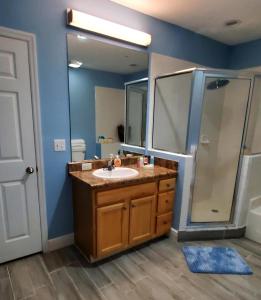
[26,166,34,174]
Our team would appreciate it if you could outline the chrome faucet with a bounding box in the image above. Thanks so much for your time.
[107,154,115,171]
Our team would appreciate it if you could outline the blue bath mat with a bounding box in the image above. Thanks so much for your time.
[182,246,253,275]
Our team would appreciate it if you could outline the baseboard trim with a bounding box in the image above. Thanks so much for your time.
[170,227,178,237]
[47,233,74,252]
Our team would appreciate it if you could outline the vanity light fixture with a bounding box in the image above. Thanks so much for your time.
[67,8,152,47]
[68,60,82,68]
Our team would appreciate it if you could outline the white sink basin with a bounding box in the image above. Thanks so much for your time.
[92,167,139,179]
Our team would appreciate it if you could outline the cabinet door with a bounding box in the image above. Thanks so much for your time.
[97,202,128,257]
[129,196,156,245]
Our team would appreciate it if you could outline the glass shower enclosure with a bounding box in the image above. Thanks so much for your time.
[152,68,252,226]
[191,76,251,223]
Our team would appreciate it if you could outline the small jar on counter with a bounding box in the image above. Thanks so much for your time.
[137,156,144,168]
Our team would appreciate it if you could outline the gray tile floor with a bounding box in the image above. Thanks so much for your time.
[0,236,261,300]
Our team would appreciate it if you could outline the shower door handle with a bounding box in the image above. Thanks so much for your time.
[200,135,210,145]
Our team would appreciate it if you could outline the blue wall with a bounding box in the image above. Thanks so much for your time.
[124,70,149,82]
[229,39,261,69]
[69,68,125,159]
[0,0,241,238]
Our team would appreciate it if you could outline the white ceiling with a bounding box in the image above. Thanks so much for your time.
[111,0,261,45]
[67,34,148,74]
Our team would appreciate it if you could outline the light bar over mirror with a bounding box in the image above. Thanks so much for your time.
[67,9,152,47]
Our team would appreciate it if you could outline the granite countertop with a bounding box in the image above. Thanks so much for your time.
[69,165,177,190]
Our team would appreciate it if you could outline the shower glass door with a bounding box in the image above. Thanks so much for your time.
[191,76,251,223]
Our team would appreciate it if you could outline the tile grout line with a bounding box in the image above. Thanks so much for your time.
[6,266,15,300]
[38,255,55,287]
[98,284,113,300]
[113,259,149,285]
[129,250,149,265]
[67,246,104,288]
[62,266,85,300]
[24,261,37,300]
[99,261,136,294]
[137,246,192,283]
[75,257,114,291]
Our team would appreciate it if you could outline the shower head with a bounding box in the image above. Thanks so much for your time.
[207,79,230,90]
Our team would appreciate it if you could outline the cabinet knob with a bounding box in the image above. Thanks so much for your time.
[132,204,136,208]
[165,199,169,203]
[166,184,170,188]
[163,221,168,225]
[122,206,127,210]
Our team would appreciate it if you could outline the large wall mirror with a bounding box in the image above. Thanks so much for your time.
[67,33,149,161]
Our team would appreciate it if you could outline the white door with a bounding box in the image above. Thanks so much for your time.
[0,35,42,263]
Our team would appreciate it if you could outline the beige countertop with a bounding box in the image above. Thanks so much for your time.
[69,165,177,190]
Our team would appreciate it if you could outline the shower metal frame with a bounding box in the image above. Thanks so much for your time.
[152,68,195,154]
[148,68,254,230]
[121,77,148,155]
[186,69,254,229]
[243,74,261,156]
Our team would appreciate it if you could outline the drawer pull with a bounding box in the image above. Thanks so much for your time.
[122,206,127,210]
[159,178,176,192]
[156,212,173,235]
[157,191,174,214]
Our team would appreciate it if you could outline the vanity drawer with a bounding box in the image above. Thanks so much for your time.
[156,212,173,235]
[157,191,174,214]
[159,178,176,192]
[96,182,156,206]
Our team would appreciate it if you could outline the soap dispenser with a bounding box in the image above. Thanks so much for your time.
[114,155,122,167]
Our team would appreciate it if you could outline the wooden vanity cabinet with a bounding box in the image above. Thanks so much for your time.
[97,201,129,257]
[72,177,176,262]
[156,178,176,236]
[129,195,156,245]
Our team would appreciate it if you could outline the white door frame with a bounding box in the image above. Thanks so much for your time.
[0,26,48,252]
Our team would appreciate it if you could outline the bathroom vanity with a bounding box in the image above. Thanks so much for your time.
[69,158,177,262]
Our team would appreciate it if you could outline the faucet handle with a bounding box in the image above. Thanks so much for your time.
[107,154,115,171]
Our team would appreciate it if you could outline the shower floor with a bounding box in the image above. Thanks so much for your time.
[191,199,232,223]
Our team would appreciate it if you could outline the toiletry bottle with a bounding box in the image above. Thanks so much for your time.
[114,155,122,167]
[150,155,155,166]
[137,157,140,168]
[139,156,144,167]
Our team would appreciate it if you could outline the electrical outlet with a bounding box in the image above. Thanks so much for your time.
[82,163,92,171]
[54,139,66,151]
